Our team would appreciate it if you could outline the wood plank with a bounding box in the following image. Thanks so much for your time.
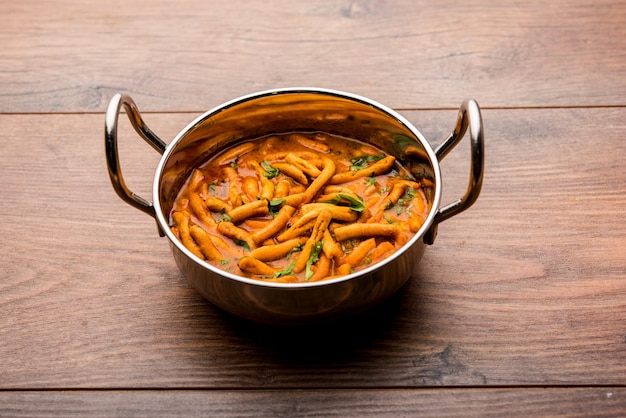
[0,0,625,112]
[1,388,625,417]
[0,107,625,389]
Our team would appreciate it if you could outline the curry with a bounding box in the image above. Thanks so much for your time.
[169,132,432,282]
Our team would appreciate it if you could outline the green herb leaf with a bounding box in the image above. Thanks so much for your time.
[395,202,403,215]
[305,241,324,281]
[220,259,229,265]
[349,154,385,171]
[338,193,365,212]
[231,160,238,169]
[261,160,280,179]
[209,180,218,194]
[273,260,296,278]
[267,198,286,217]
[219,210,232,223]
[395,187,417,215]
[285,243,304,260]
[322,193,365,213]
[233,238,250,252]
[365,175,377,186]
[269,198,285,209]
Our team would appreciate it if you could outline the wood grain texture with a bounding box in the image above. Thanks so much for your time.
[0,0,625,112]
[2,0,625,415]
[0,107,624,389]
[1,388,625,417]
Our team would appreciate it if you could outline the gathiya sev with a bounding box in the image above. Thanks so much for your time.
[170,132,433,283]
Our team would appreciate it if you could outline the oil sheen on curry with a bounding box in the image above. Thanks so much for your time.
[169,132,433,283]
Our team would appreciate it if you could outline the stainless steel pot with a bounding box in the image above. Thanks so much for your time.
[105,88,483,325]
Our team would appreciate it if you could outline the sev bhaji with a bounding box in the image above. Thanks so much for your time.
[169,132,433,283]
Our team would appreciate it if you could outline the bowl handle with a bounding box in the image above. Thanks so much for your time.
[105,93,167,220]
[424,99,484,245]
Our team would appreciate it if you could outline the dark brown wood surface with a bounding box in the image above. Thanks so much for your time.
[1,0,625,416]
[2,0,626,112]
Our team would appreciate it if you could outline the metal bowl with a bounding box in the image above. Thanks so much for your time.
[105,88,483,325]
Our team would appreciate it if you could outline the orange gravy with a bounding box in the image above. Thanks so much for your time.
[170,132,432,282]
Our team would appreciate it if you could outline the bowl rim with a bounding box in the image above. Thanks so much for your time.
[152,87,443,289]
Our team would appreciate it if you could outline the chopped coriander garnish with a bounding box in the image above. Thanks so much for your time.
[273,260,296,278]
[349,154,385,171]
[233,238,250,252]
[220,259,229,265]
[395,187,417,215]
[365,175,377,186]
[305,241,324,281]
[339,194,365,212]
[322,193,365,212]
[395,202,403,215]
[261,160,280,179]
[219,210,232,223]
[285,243,304,260]
[230,160,238,169]
[269,198,285,209]
[209,180,218,194]
[268,198,286,217]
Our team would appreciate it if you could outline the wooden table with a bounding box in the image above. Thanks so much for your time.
[1,0,625,415]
